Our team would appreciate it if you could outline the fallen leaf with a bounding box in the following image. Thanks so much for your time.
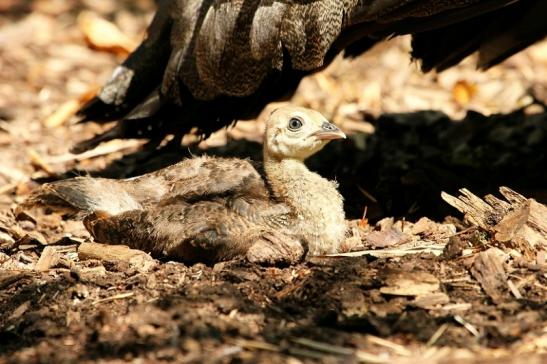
[78,11,138,55]
[452,80,477,105]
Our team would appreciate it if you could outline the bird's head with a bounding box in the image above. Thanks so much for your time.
[264,106,346,161]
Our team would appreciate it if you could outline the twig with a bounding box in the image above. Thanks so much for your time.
[453,315,480,338]
[507,279,522,299]
[292,337,353,356]
[327,243,446,258]
[44,139,144,164]
[235,339,280,352]
[92,292,134,305]
[366,335,412,356]
[354,350,390,364]
[426,324,449,346]
[357,185,378,203]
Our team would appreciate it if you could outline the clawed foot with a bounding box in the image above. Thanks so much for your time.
[246,231,307,265]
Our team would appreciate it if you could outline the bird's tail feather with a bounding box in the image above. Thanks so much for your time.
[22,178,141,217]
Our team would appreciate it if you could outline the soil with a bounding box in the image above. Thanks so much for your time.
[0,1,546,363]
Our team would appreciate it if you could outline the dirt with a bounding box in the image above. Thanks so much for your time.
[1,245,544,363]
[0,1,546,363]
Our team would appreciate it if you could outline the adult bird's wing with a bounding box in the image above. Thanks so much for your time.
[74,0,546,152]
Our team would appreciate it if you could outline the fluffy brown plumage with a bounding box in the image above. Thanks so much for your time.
[73,0,546,153]
[23,106,347,265]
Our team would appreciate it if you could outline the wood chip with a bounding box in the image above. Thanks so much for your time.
[507,279,523,299]
[43,87,98,129]
[453,315,480,337]
[19,231,47,246]
[412,292,451,309]
[366,228,411,248]
[235,339,280,352]
[78,242,157,272]
[77,266,107,281]
[0,270,32,290]
[66,310,81,327]
[354,350,390,364]
[0,230,15,249]
[470,247,509,304]
[329,242,446,258]
[35,246,61,271]
[426,323,449,346]
[380,271,441,297]
[44,139,143,164]
[366,335,412,356]
[442,187,547,259]
[9,300,31,320]
[291,337,354,356]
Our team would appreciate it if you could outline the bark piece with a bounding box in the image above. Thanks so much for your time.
[412,292,450,309]
[380,271,441,297]
[470,248,509,304]
[78,242,156,272]
[365,229,411,248]
[0,271,32,290]
[442,187,547,259]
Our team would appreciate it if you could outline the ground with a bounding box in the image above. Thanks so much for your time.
[0,1,546,363]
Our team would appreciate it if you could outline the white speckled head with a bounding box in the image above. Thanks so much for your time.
[264,106,346,161]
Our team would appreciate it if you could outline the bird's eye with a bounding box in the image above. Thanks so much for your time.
[288,117,303,131]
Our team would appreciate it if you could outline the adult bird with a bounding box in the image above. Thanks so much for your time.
[24,106,347,265]
[73,0,547,153]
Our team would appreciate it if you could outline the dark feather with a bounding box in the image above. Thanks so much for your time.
[75,0,546,152]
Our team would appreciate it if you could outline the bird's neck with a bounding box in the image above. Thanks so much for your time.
[263,155,346,255]
[263,156,313,206]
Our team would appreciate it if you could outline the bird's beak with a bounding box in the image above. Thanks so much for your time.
[311,122,346,140]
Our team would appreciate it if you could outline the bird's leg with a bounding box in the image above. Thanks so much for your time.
[246,230,307,265]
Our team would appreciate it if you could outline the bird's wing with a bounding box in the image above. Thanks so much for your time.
[410,0,547,71]
[130,156,270,206]
[22,156,270,215]
[80,0,542,113]
[77,0,174,123]
[22,157,269,216]
[174,0,529,100]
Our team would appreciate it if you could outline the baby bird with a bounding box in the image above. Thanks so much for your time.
[23,106,347,265]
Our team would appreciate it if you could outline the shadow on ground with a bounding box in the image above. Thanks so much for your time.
[66,106,547,221]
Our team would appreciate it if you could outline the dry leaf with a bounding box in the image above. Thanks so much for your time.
[43,99,80,128]
[43,86,98,128]
[78,11,138,55]
[452,80,477,105]
[27,149,54,174]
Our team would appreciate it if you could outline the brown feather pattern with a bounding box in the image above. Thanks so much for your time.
[24,106,347,265]
[74,0,546,153]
